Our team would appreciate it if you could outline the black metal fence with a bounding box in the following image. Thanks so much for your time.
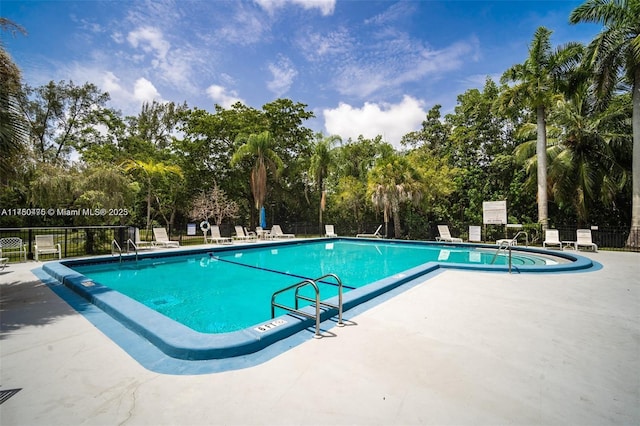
[1,222,637,263]
[0,226,130,261]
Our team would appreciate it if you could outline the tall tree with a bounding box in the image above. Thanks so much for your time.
[570,0,640,245]
[19,80,111,164]
[309,133,340,230]
[231,131,284,213]
[500,27,583,227]
[121,159,183,231]
[0,18,28,180]
[368,154,423,238]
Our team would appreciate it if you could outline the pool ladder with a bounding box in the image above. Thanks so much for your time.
[111,239,139,263]
[490,231,528,273]
[271,274,344,338]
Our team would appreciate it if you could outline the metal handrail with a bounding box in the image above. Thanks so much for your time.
[126,239,139,262]
[295,273,344,327]
[512,230,529,247]
[271,279,321,338]
[111,239,122,263]
[491,240,513,272]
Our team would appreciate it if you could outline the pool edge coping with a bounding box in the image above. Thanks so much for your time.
[39,238,597,366]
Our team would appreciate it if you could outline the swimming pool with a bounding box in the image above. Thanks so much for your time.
[42,238,594,361]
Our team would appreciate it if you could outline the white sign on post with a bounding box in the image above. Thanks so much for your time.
[483,201,507,225]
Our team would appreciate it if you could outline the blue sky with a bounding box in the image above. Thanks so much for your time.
[3,0,602,147]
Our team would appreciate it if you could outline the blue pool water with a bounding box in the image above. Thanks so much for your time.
[70,240,555,334]
[42,238,593,362]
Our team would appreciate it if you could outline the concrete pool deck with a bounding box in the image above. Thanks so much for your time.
[1,247,638,425]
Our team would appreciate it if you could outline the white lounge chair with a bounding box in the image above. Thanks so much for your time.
[133,228,154,249]
[34,235,62,261]
[0,248,8,270]
[0,237,27,261]
[468,225,482,243]
[256,226,271,239]
[233,225,257,242]
[209,225,232,244]
[270,225,295,239]
[543,229,562,250]
[325,225,337,237]
[356,225,383,238]
[152,228,180,248]
[575,229,598,252]
[436,225,463,243]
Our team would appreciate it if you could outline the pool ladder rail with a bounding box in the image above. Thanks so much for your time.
[111,239,139,263]
[271,273,344,338]
[490,231,528,273]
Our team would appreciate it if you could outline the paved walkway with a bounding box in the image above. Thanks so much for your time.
[1,249,639,425]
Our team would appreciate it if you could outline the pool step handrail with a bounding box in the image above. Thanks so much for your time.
[271,279,321,338]
[294,273,344,327]
[126,239,139,262]
[111,239,122,263]
[491,240,514,273]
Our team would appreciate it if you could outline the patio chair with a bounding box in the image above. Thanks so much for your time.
[256,226,271,239]
[468,225,482,243]
[233,226,257,242]
[209,225,232,244]
[270,225,295,239]
[543,229,562,250]
[133,228,154,249]
[356,224,383,238]
[0,249,8,271]
[436,225,463,243]
[576,229,598,252]
[152,228,180,248]
[325,224,338,237]
[34,235,62,261]
[0,237,27,261]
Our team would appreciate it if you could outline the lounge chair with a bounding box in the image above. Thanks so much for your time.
[209,225,232,244]
[543,229,562,250]
[0,249,8,270]
[152,228,180,248]
[436,225,463,243]
[0,237,27,261]
[325,225,338,237]
[270,225,295,239]
[575,229,598,252]
[256,226,271,239]
[356,224,383,238]
[34,235,62,261]
[233,226,257,242]
[468,225,482,243]
[132,228,154,249]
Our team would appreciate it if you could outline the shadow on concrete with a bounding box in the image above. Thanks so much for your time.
[0,272,80,340]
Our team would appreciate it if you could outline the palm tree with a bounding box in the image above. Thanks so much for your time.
[231,131,284,213]
[368,155,423,238]
[309,134,340,231]
[549,84,629,223]
[500,27,583,227]
[0,19,28,179]
[570,0,640,246]
[121,159,183,231]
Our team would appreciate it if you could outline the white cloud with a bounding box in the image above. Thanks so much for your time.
[333,36,480,98]
[298,28,352,61]
[267,56,298,96]
[133,78,162,103]
[206,84,244,108]
[255,0,335,16]
[127,26,170,60]
[323,95,426,148]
